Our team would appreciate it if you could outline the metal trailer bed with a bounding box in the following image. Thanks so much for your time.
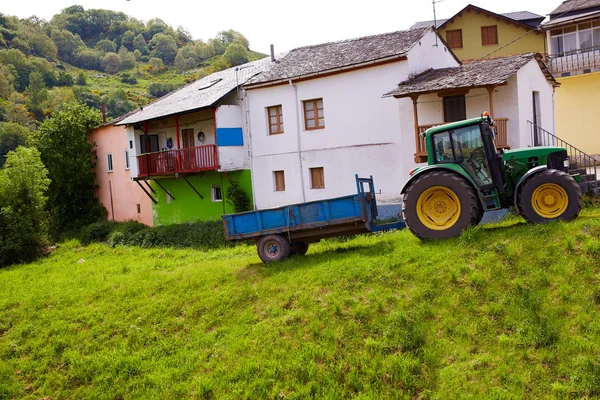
[222,176,405,263]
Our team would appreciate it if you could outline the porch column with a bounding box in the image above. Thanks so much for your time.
[486,86,495,118]
[174,115,181,172]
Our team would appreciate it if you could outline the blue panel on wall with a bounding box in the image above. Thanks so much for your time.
[216,127,243,146]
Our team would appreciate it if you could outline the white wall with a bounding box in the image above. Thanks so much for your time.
[216,105,250,171]
[516,59,556,149]
[247,30,458,209]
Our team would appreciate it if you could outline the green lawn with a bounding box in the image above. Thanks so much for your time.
[2,208,600,399]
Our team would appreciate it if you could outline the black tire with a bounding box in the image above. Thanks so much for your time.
[402,171,481,240]
[517,169,582,224]
[290,242,309,256]
[257,234,291,263]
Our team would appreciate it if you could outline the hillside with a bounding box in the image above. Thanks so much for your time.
[0,6,266,134]
[1,206,600,398]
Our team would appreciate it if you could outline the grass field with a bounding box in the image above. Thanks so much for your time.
[1,207,600,399]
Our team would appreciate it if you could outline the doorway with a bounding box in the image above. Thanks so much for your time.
[443,95,467,123]
[532,91,543,146]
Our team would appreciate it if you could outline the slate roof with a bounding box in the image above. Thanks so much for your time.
[410,6,543,30]
[245,28,430,86]
[118,56,275,125]
[543,9,600,27]
[550,0,600,16]
[383,53,556,98]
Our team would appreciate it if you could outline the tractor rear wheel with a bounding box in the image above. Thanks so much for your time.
[257,234,291,263]
[402,171,480,240]
[517,169,582,224]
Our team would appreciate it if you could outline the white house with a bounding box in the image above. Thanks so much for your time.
[243,27,558,211]
[244,27,459,209]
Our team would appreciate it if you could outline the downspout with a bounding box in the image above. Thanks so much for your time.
[143,121,150,180]
[290,79,307,202]
[244,88,258,210]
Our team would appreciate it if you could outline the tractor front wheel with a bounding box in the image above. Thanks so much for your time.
[257,234,291,263]
[402,171,481,240]
[517,169,582,223]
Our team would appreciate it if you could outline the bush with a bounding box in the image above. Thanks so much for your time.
[147,82,175,98]
[120,72,138,84]
[80,220,147,245]
[104,220,229,249]
[0,147,50,267]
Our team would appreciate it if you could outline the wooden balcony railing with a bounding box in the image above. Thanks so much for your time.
[415,118,509,161]
[137,144,218,178]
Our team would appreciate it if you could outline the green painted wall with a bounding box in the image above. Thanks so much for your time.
[151,170,253,226]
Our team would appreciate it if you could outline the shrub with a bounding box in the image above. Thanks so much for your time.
[225,181,250,213]
[120,72,138,84]
[80,220,147,245]
[0,147,50,267]
[147,82,175,98]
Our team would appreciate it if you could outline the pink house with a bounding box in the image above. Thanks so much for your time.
[91,117,153,226]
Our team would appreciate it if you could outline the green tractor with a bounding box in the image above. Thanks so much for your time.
[401,114,583,240]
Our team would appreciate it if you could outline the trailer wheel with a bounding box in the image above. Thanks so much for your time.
[257,234,291,263]
[517,169,582,223]
[402,171,480,240]
[290,242,309,256]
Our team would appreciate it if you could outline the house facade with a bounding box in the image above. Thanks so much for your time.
[412,5,545,60]
[90,118,153,226]
[117,58,273,225]
[542,0,600,156]
[384,53,558,163]
[244,28,458,210]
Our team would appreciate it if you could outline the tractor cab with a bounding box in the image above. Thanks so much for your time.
[401,114,582,240]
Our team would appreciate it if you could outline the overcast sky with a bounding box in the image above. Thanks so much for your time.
[3,0,562,53]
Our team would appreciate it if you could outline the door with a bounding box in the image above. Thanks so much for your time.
[139,134,159,153]
[181,128,196,170]
[532,91,543,146]
[443,95,467,123]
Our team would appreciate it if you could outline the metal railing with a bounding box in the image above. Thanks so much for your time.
[528,121,597,193]
[415,118,509,157]
[137,144,218,178]
[547,45,600,75]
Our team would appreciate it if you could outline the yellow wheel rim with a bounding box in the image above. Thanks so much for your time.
[416,186,461,231]
[531,183,568,218]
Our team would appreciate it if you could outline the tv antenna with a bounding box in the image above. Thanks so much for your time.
[432,0,443,47]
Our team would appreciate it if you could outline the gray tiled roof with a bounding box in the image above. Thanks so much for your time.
[246,28,430,86]
[550,0,600,16]
[410,11,543,30]
[118,57,275,125]
[501,11,544,21]
[543,9,600,26]
[383,53,555,98]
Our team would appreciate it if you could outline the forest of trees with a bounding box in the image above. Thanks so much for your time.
[0,6,260,130]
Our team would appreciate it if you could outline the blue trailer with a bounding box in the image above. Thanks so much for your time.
[222,176,406,263]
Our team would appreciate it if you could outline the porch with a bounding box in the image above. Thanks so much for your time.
[414,118,509,161]
[136,144,218,178]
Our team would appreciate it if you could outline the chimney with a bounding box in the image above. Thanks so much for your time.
[101,103,107,123]
[270,44,275,62]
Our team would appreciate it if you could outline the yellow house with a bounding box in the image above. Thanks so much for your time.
[542,0,600,156]
[412,5,546,61]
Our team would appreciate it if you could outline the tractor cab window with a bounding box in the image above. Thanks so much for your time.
[432,125,493,187]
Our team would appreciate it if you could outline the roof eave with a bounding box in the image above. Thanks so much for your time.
[439,4,541,32]
[115,102,219,127]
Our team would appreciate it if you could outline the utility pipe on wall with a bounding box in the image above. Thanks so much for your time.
[290,79,307,203]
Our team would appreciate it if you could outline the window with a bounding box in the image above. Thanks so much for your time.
[107,153,113,172]
[129,140,133,149]
[212,185,222,202]
[303,99,325,130]
[446,29,463,49]
[139,134,159,153]
[443,95,466,122]
[267,105,284,135]
[550,22,600,55]
[273,170,285,191]
[137,204,141,214]
[124,150,130,170]
[481,26,498,45]
[310,167,324,189]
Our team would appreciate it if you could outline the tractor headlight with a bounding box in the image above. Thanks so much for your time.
[563,159,570,169]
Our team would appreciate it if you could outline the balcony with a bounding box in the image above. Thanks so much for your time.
[415,118,509,161]
[136,144,218,178]
[547,46,600,76]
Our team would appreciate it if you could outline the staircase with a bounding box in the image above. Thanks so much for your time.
[528,121,599,195]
